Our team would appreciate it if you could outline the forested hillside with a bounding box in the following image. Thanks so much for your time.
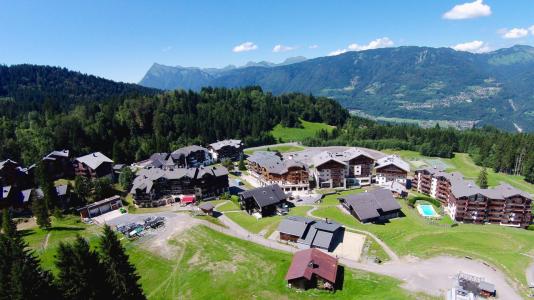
[140,45,534,132]
[0,64,158,117]
[306,117,534,183]
[0,68,348,165]
[1,64,533,184]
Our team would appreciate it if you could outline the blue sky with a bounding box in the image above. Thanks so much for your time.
[1,0,534,83]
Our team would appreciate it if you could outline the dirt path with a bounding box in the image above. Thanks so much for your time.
[42,232,51,250]
[114,210,521,299]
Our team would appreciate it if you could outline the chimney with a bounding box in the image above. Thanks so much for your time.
[93,153,97,157]
[325,218,329,224]
[308,260,316,268]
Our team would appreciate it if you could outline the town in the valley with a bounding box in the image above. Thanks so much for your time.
[1,138,531,299]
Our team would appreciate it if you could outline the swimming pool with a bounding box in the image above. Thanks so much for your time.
[417,204,439,218]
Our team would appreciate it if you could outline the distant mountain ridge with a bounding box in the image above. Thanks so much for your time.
[139,45,534,132]
[139,56,307,90]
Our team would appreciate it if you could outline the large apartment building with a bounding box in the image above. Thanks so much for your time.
[247,151,309,192]
[311,148,378,188]
[414,167,532,228]
[130,165,229,207]
[374,155,410,185]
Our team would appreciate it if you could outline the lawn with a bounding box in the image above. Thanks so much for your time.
[216,200,240,212]
[24,217,433,299]
[127,226,432,300]
[270,119,335,142]
[319,188,367,206]
[312,200,534,294]
[22,215,101,272]
[244,144,305,155]
[225,206,312,236]
[385,149,534,194]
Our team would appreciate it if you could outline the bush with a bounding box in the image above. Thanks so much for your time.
[527,224,534,231]
[408,195,441,208]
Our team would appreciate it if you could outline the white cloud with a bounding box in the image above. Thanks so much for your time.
[328,37,394,56]
[162,46,173,52]
[500,28,529,39]
[530,25,534,35]
[347,37,394,51]
[272,44,296,53]
[443,0,491,20]
[451,40,491,53]
[232,42,258,53]
[309,44,319,49]
[328,49,348,56]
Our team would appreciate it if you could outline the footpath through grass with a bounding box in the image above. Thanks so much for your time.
[312,200,534,293]
[129,226,433,300]
[270,119,335,142]
[24,216,433,299]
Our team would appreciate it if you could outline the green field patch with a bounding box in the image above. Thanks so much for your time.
[312,201,534,293]
[244,144,305,155]
[225,206,312,235]
[270,119,335,142]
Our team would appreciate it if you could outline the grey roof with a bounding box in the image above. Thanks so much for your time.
[55,184,69,196]
[131,165,228,194]
[171,145,209,159]
[478,281,495,292]
[375,155,410,173]
[199,202,215,210]
[113,164,126,170]
[43,149,69,161]
[209,139,243,151]
[278,216,315,237]
[77,195,121,211]
[418,167,532,200]
[312,151,348,168]
[1,186,11,199]
[239,184,287,208]
[340,189,401,221]
[247,151,307,175]
[0,159,19,170]
[278,216,341,250]
[76,152,113,170]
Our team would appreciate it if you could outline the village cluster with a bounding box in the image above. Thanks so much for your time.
[1,139,532,298]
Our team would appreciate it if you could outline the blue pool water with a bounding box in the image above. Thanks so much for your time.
[418,204,438,217]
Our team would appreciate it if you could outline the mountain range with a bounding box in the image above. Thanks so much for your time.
[139,45,534,132]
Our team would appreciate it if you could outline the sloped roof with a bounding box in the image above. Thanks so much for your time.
[199,202,215,210]
[247,151,307,175]
[285,248,338,283]
[239,184,287,208]
[209,139,243,151]
[339,189,401,221]
[1,186,11,200]
[278,216,315,237]
[131,165,228,194]
[171,145,209,158]
[0,159,19,170]
[375,155,410,173]
[76,152,113,170]
[43,149,70,161]
[312,151,348,168]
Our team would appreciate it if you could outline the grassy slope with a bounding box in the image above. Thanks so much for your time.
[270,119,335,142]
[129,226,431,300]
[244,145,305,155]
[312,200,534,291]
[384,150,534,194]
[216,201,240,212]
[225,206,312,235]
[23,217,432,299]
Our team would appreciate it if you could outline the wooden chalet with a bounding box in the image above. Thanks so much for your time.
[238,184,288,217]
[285,248,338,291]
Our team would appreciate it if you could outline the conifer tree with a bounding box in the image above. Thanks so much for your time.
[36,161,59,209]
[477,167,489,189]
[1,210,16,238]
[56,236,111,299]
[238,155,247,171]
[0,211,58,300]
[99,225,145,300]
[32,190,51,229]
